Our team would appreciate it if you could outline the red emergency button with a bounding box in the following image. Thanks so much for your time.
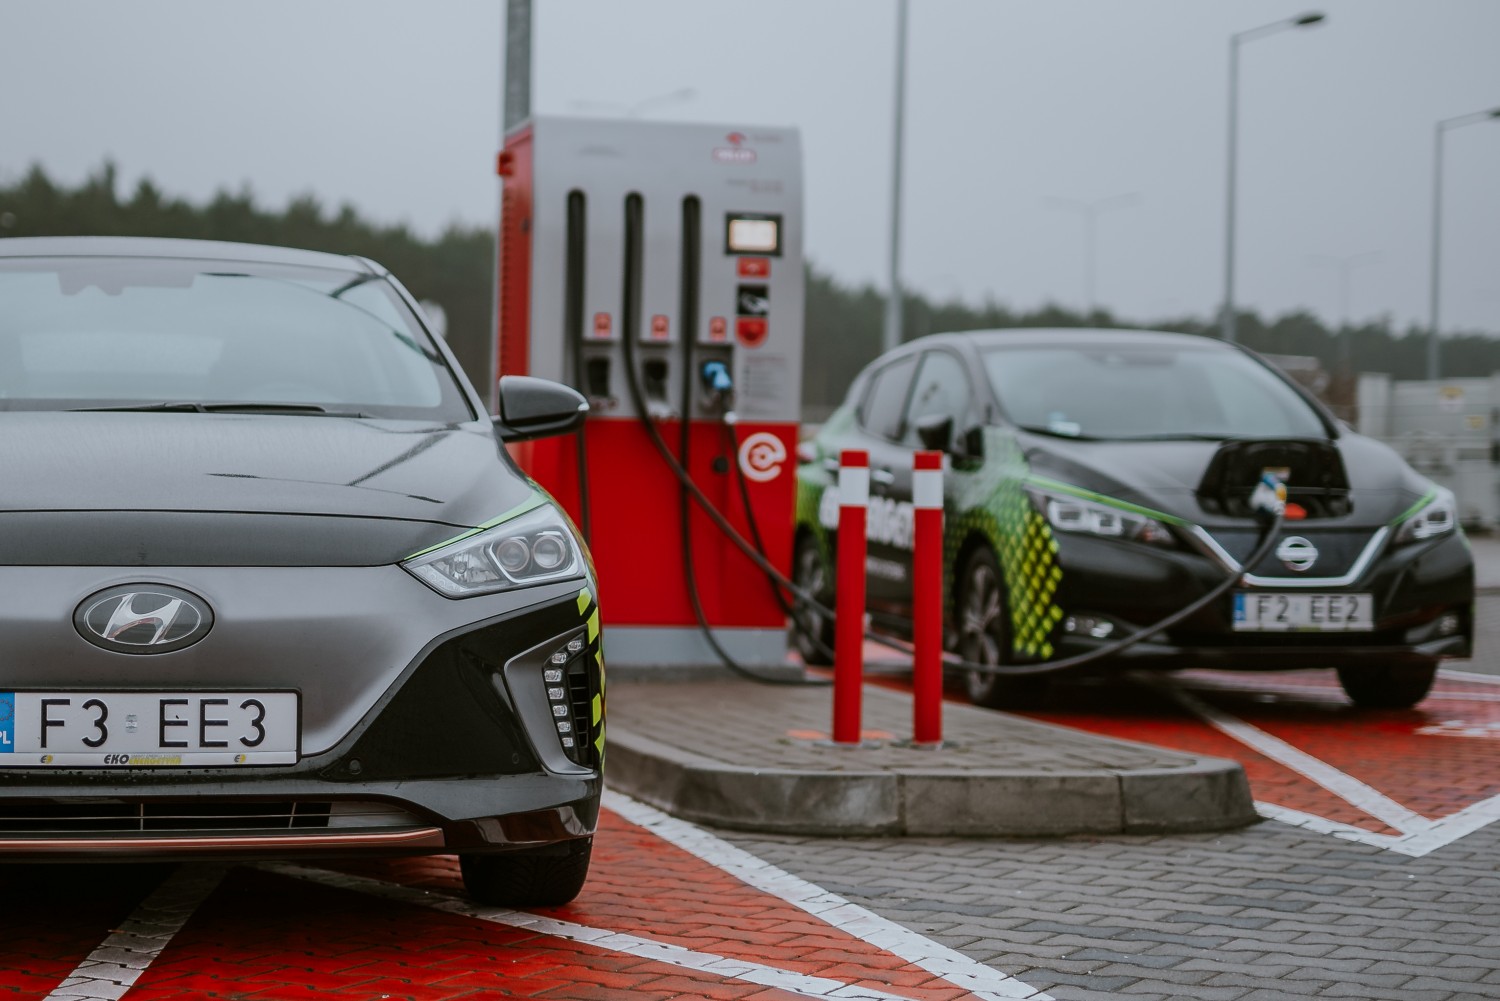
[650,315,670,340]
[737,257,771,279]
[735,317,768,347]
[708,316,729,342]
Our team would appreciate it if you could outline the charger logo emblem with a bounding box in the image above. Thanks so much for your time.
[1276,537,1319,572]
[74,585,213,654]
[739,432,787,483]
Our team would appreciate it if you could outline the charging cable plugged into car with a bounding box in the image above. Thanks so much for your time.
[610,226,1289,686]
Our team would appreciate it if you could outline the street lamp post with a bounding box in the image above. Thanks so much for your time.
[883,0,910,354]
[1045,193,1140,316]
[1308,250,1381,375]
[1222,12,1326,345]
[1427,107,1500,381]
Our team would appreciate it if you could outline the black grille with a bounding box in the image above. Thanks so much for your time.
[0,800,416,835]
[566,657,596,767]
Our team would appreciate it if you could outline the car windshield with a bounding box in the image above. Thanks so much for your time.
[982,340,1327,440]
[0,256,473,421]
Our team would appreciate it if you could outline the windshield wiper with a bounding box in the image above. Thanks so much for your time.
[1103,432,1235,442]
[201,403,368,418]
[1017,423,1102,441]
[69,402,209,413]
[1017,425,1237,443]
[68,402,367,418]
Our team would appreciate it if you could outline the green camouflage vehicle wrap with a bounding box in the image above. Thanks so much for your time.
[794,419,1067,660]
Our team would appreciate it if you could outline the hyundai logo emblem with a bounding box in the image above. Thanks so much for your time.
[1275,536,1319,573]
[73,585,214,654]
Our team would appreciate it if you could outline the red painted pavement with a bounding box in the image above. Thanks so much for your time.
[868,653,1500,836]
[0,809,999,999]
[0,864,177,999]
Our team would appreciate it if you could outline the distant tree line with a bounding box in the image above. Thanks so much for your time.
[4,163,1496,414]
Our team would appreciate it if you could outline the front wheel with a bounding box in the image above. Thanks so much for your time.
[957,546,1048,709]
[1336,662,1437,709]
[460,837,592,907]
[789,533,835,666]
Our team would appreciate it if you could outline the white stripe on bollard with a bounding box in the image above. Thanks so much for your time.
[912,466,943,510]
[838,465,870,507]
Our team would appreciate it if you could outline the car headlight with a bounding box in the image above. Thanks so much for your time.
[1393,487,1457,545]
[1026,485,1177,548]
[402,504,585,597]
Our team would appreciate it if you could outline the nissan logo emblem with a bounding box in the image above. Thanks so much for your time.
[1275,536,1319,573]
[73,585,214,654]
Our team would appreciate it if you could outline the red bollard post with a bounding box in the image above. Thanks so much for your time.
[912,450,945,746]
[833,449,869,745]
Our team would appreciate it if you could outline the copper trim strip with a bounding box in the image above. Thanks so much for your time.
[0,827,445,853]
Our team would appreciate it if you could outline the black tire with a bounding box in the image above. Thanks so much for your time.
[789,533,835,666]
[957,546,1049,709]
[460,837,592,907]
[1336,662,1438,709]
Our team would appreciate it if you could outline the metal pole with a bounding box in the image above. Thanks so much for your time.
[1426,108,1500,381]
[1339,258,1353,376]
[883,0,908,353]
[1339,259,1352,329]
[1222,35,1239,343]
[1083,206,1097,315]
[1045,193,1137,315]
[1427,122,1445,381]
[1220,14,1326,344]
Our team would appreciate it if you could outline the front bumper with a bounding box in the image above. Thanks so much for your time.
[1043,528,1473,670]
[0,582,604,861]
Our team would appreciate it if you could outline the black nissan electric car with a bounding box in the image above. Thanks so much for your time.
[794,329,1473,709]
[0,237,602,906]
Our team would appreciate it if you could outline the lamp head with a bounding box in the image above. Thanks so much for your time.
[1294,12,1327,25]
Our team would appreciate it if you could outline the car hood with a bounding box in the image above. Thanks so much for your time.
[1016,428,1433,528]
[0,413,535,565]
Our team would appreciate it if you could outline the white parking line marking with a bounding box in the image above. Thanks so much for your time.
[44,864,226,1001]
[1167,686,1429,832]
[1255,795,1500,857]
[1160,683,1500,857]
[1439,668,1500,685]
[266,863,948,1001]
[1184,677,1500,703]
[605,791,1049,1001]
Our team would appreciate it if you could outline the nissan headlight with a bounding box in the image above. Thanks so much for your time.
[1026,486,1176,548]
[402,504,585,597]
[1394,487,1457,545]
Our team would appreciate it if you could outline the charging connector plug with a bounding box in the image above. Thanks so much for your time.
[701,360,732,393]
[1249,471,1288,521]
[700,360,735,414]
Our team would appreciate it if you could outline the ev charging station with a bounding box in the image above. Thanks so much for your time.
[492,116,805,669]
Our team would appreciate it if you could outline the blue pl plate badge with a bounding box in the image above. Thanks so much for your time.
[0,693,13,752]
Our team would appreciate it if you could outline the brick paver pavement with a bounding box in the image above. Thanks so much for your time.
[726,816,1500,1000]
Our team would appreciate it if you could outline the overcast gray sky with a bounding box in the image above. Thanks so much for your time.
[4,0,1497,333]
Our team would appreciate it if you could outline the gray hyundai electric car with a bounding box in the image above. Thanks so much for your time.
[0,237,602,906]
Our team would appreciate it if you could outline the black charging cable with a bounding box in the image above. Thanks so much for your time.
[614,195,1282,681]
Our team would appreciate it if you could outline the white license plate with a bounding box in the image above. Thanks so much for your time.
[0,692,298,767]
[1233,593,1373,632]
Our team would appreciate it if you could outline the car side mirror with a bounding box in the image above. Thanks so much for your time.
[494,375,588,442]
[915,414,954,453]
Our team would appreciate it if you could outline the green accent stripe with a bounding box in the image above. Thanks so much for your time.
[401,491,548,561]
[1389,489,1438,527]
[1024,475,1189,526]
